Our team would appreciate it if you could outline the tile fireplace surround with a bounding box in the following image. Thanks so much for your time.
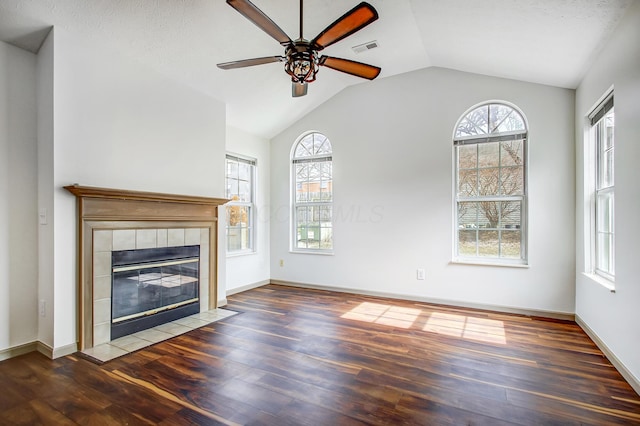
[65,185,228,351]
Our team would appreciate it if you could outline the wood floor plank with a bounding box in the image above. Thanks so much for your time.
[1,284,639,424]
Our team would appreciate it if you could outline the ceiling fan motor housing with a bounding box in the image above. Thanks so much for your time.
[285,40,319,84]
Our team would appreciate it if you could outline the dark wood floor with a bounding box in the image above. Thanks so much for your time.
[1,284,639,425]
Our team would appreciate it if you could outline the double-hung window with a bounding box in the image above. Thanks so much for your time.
[292,132,333,252]
[590,94,615,280]
[454,102,528,264]
[225,154,256,253]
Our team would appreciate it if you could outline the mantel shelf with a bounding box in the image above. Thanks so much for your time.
[64,184,229,206]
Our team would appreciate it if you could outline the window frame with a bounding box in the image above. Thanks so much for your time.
[291,131,333,254]
[453,101,529,266]
[589,93,615,282]
[225,153,257,255]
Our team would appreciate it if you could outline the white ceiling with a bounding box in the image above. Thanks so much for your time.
[0,0,633,139]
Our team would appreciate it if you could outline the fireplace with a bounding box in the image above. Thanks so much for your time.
[111,245,201,340]
[65,185,229,351]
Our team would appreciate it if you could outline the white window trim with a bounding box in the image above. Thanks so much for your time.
[291,131,334,254]
[225,153,257,255]
[452,101,529,266]
[586,90,615,284]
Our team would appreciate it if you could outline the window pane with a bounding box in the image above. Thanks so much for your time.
[238,180,251,202]
[227,228,241,251]
[227,179,239,200]
[500,166,523,195]
[597,233,613,273]
[458,145,477,169]
[458,202,478,229]
[478,143,499,167]
[599,148,614,188]
[478,230,499,257]
[478,168,499,196]
[227,206,249,227]
[295,135,314,157]
[238,162,250,181]
[458,230,477,256]
[315,134,331,155]
[596,191,613,233]
[478,201,498,229]
[462,106,489,136]
[490,104,525,133]
[499,201,521,229]
[227,160,238,179]
[458,169,477,197]
[320,226,333,249]
[501,230,521,258]
[500,141,523,166]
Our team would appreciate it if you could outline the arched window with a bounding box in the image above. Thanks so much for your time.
[292,132,333,252]
[453,102,528,264]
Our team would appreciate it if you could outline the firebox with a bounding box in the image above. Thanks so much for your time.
[111,245,200,340]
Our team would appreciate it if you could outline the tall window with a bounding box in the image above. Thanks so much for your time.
[454,102,528,264]
[590,94,615,280]
[225,154,256,253]
[292,132,333,252]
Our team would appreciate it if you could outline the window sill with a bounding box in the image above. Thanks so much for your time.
[227,250,257,258]
[290,250,334,256]
[582,272,615,293]
[450,259,529,269]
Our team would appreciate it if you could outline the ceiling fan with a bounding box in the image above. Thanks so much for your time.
[217,0,381,97]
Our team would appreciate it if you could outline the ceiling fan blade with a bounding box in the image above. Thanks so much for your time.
[311,2,378,50]
[319,56,381,80]
[217,56,284,70]
[292,82,308,97]
[227,0,292,46]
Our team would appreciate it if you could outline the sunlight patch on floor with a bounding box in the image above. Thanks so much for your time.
[341,302,507,344]
[341,302,421,329]
[424,312,507,344]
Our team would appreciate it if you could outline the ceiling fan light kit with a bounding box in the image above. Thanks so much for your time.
[218,0,381,97]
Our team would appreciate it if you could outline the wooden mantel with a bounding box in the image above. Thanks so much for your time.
[65,184,229,350]
[64,184,229,206]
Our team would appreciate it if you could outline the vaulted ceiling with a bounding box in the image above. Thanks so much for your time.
[0,0,633,139]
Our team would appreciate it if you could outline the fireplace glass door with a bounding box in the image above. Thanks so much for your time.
[112,259,199,322]
[111,245,200,339]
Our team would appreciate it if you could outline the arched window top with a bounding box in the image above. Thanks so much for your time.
[293,132,332,159]
[455,103,527,142]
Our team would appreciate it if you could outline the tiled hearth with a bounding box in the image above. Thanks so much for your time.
[82,307,236,363]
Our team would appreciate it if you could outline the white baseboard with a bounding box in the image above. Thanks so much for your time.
[576,315,640,396]
[52,342,78,359]
[269,279,575,321]
[0,342,39,362]
[0,340,77,361]
[226,279,271,297]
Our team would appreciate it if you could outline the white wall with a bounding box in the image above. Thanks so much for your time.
[46,28,227,353]
[575,1,640,387]
[0,41,39,352]
[271,67,576,315]
[225,126,271,295]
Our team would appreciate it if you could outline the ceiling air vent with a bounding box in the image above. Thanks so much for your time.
[352,40,379,54]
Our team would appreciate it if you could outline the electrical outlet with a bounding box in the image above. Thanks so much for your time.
[279,259,284,267]
[416,268,425,280]
[39,300,46,317]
